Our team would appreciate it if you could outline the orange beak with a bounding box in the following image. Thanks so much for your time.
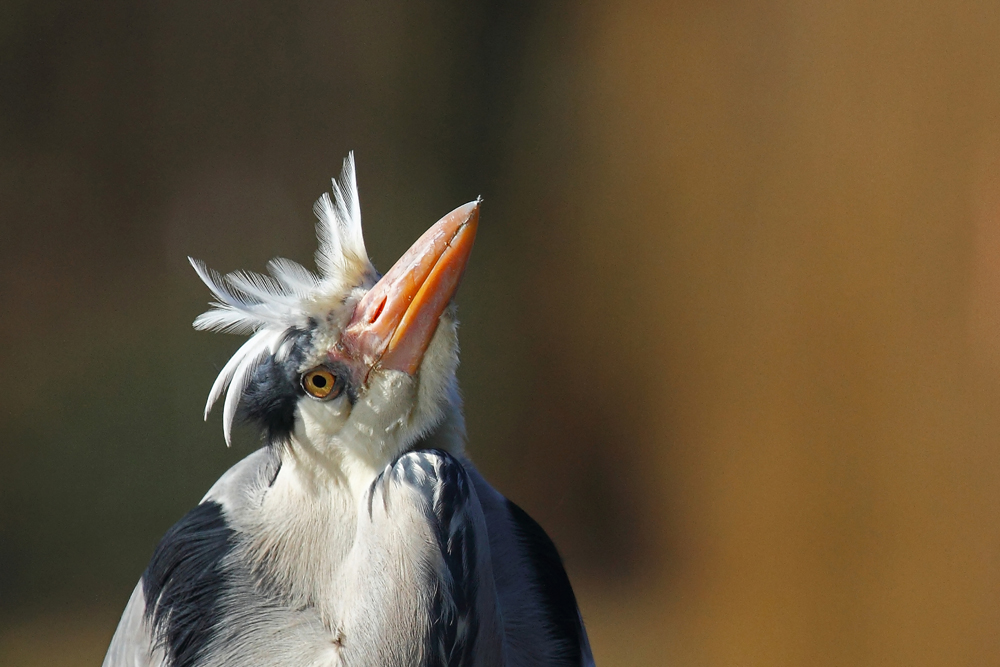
[341,199,480,376]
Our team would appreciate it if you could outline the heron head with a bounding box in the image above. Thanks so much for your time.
[190,154,477,475]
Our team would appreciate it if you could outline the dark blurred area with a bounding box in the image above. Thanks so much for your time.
[4,1,1000,665]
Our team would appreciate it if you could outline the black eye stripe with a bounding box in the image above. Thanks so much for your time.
[239,328,312,445]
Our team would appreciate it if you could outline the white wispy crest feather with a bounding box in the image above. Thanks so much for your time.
[190,153,375,446]
[314,152,374,284]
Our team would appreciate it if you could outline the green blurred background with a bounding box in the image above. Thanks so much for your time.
[4,1,1000,665]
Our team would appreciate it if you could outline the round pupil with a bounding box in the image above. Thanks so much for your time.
[312,374,328,388]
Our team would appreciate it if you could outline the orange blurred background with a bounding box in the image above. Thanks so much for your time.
[4,1,1000,665]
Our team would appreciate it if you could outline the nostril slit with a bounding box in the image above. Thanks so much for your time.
[371,297,386,323]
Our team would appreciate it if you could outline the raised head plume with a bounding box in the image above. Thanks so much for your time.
[190,152,376,446]
[314,152,373,286]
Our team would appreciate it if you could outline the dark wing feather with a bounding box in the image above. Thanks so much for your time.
[506,500,592,665]
[141,501,235,667]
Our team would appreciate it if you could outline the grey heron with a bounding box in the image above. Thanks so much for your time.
[103,154,595,667]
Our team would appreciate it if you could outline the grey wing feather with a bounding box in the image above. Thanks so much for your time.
[466,464,595,667]
[103,447,280,667]
[201,445,281,509]
[102,583,167,667]
[338,450,505,667]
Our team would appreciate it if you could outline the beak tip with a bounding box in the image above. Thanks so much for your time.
[464,197,481,218]
[461,199,481,234]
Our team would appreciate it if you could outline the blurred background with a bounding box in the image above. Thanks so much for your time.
[3,1,1000,665]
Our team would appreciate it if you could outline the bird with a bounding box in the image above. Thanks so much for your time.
[103,153,595,667]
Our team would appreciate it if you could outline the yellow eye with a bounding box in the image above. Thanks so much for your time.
[302,368,340,400]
